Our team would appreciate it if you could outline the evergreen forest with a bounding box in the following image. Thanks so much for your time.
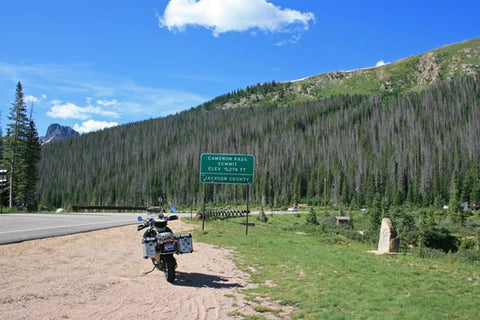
[37,74,480,211]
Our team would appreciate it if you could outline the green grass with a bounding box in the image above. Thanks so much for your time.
[191,214,480,319]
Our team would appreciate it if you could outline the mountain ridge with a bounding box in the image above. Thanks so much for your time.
[199,37,480,111]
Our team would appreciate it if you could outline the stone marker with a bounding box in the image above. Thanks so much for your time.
[377,218,400,253]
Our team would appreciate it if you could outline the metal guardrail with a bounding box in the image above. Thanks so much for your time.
[71,205,148,212]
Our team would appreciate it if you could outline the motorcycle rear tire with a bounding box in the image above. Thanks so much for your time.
[164,255,176,283]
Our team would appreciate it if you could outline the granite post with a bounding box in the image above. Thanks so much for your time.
[377,218,400,253]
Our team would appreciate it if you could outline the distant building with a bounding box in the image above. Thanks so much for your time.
[335,216,351,225]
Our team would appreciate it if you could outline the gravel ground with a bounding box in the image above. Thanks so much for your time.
[0,219,292,320]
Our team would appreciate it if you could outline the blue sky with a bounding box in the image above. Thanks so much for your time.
[1,0,479,136]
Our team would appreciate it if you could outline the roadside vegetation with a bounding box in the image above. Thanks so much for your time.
[190,208,480,319]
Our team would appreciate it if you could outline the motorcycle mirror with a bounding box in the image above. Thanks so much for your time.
[137,216,143,222]
[169,215,178,221]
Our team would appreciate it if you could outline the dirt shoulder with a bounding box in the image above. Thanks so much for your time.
[0,219,291,320]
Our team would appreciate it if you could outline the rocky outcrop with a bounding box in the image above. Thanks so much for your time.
[40,123,79,145]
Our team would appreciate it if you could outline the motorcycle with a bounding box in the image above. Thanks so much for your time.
[137,213,193,283]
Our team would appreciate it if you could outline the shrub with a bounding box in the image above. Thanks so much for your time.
[419,225,458,253]
[306,207,319,225]
[257,208,268,223]
[453,248,480,263]
[412,246,447,259]
[391,207,417,248]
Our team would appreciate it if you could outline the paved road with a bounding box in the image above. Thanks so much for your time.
[0,212,191,245]
[0,210,300,245]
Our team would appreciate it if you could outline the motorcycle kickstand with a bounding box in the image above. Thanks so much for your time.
[142,265,157,275]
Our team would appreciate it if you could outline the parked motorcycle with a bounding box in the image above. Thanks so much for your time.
[137,213,193,283]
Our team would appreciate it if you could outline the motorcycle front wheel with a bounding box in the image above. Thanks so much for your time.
[163,255,176,283]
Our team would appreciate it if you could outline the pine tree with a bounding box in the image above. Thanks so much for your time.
[5,82,29,207]
[471,165,480,207]
[449,171,465,225]
[22,109,41,209]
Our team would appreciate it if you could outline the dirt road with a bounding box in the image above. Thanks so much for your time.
[0,219,291,319]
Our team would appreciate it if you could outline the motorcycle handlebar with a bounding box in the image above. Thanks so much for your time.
[137,224,146,231]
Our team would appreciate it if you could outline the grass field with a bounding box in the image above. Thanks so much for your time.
[191,213,480,319]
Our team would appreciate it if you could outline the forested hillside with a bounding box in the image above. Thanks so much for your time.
[37,39,480,210]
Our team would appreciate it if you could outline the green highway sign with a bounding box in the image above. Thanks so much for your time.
[200,153,254,185]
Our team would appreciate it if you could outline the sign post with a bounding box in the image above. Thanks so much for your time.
[199,153,255,233]
[0,170,6,213]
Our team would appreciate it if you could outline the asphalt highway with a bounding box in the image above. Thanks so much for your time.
[0,210,299,245]
[0,212,191,245]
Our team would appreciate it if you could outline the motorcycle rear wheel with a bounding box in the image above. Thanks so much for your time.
[163,255,176,283]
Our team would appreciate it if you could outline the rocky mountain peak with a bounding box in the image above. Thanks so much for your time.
[40,123,79,145]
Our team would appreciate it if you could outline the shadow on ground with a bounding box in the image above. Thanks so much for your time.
[173,271,244,289]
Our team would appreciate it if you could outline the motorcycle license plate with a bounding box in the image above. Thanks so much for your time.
[164,242,175,251]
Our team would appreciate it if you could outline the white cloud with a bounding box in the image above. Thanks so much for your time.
[47,99,119,120]
[48,101,88,120]
[73,119,119,134]
[376,60,387,67]
[24,94,47,104]
[24,95,39,104]
[275,33,302,46]
[96,99,119,107]
[159,0,315,37]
